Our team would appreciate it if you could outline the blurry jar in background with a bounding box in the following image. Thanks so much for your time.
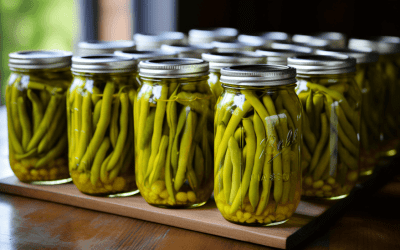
[211,41,254,53]
[201,52,266,100]
[314,32,347,49]
[255,47,313,66]
[316,48,383,176]
[6,50,73,184]
[349,37,400,157]
[160,43,215,59]
[288,55,360,199]
[68,55,138,196]
[188,27,238,45]
[77,40,136,56]
[214,64,302,225]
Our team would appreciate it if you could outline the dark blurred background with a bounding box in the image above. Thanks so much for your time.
[1,0,400,104]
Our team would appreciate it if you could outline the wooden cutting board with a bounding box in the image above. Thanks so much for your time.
[0,175,349,249]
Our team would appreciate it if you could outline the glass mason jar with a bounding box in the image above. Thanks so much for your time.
[288,55,360,199]
[6,50,73,184]
[215,65,302,226]
[136,58,215,208]
[77,40,136,56]
[201,52,267,101]
[349,37,400,157]
[316,49,383,176]
[68,55,139,196]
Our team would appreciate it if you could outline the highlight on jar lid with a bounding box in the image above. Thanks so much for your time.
[138,58,209,78]
[262,31,291,42]
[133,33,164,50]
[237,34,266,48]
[292,34,330,49]
[114,49,178,61]
[188,27,238,45]
[158,31,187,45]
[315,48,379,64]
[202,51,266,71]
[375,36,400,54]
[314,32,347,48]
[347,38,379,52]
[220,64,297,86]
[211,41,253,52]
[71,54,138,73]
[160,43,215,58]
[255,47,313,65]
[271,42,314,53]
[77,40,136,56]
[287,54,356,75]
[8,50,73,69]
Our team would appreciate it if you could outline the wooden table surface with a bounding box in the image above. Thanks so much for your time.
[1,106,400,250]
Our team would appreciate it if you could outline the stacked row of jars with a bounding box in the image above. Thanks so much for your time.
[4,33,400,227]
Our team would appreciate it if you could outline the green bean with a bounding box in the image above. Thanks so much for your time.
[312,145,331,180]
[40,89,51,108]
[110,97,120,148]
[202,125,213,184]
[109,133,132,181]
[309,113,329,172]
[255,146,272,216]
[165,121,176,203]
[278,111,291,205]
[262,95,284,142]
[27,94,61,151]
[75,92,92,170]
[230,118,256,214]
[194,145,205,186]
[147,85,169,179]
[10,84,22,141]
[223,147,233,203]
[249,112,266,209]
[14,148,37,160]
[306,89,315,132]
[228,136,242,205]
[174,110,196,191]
[186,144,198,191]
[302,112,317,152]
[91,86,101,105]
[38,115,66,154]
[313,93,324,139]
[137,84,152,155]
[338,141,358,170]
[273,152,283,204]
[100,153,113,184]
[107,93,129,171]
[149,135,169,186]
[90,137,111,186]
[171,108,187,174]
[35,134,67,168]
[214,100,252,171]
[73,89,83,147]
[6,86,24,155]
[215,123,226,164]
[92,99,102,131]
[138,109,156,150]
[336,105,358,146]
[17,97,32,151]
[27,90,44,133]
[79,82,114,170]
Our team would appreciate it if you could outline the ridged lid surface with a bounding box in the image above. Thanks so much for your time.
[220,64,297,86]
[202,52,266,71]
[287,55,356,75]
[72,54,138,73]
[78,40,135,56]
[9,50,72,69]
[315,48,379,64]
[139,58,209,78]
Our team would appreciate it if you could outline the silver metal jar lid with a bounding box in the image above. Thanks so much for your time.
[202,52,266,71]
[292,34,330,49]
[237,34,267,48]
[348,38,379,52]
[139,58,209,78]
[314,32,347,48]
[77,40,136,56]
[114,49,178,61]
[315,48,379,64]
[158,31,187,45]
[255,48,313,65]
[8,50,72,70]
[287,55,356,75]
[133,33,164,50]
[220,64,297,86]
[375,36,400,54]
[71,54,138,73]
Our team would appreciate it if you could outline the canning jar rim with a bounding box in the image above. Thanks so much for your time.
[315,48,379,64]
[138,58,209,78]
[114,49,178,61]
[8,50,72,69]
[220,64,297,86]
[71,54,138,73]
[202,51,266,71]
[287,54,356,74]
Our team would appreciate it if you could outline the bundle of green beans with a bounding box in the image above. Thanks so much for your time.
[214,87,302,225]
[135,77,214,207]
[355,63,386,175]
[68,74,137,195]
[6,69,71,183]
[298,77,361,198]
[208,71,224,101]
[377,55,400,154]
